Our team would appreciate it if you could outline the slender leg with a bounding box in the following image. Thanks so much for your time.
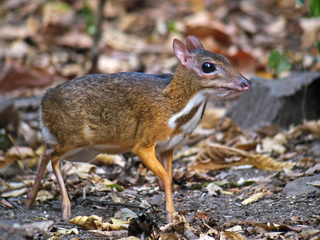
[159,149,174,180]
[158,149,174,190]
[26,144,53,209]
[51,156,71,220]
[134,146,174,223]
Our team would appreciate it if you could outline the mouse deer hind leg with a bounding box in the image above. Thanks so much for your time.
[51,154,71,220]
[26,143,71,220]
[26,144,55,209]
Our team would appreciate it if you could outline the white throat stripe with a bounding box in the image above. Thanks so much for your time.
[168,90,209,129]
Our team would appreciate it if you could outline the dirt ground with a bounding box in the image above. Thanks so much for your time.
[0,155,319,240]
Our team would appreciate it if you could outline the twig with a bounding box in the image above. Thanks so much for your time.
[89,0,107,74]
[8,134,28,170]
[80,198,146,210]
[301,73,309,122]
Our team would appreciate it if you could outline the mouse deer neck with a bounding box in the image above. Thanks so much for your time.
[163,65,209,134]
[164,65,203,103]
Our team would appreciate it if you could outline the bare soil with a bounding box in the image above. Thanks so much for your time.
[0,159,319,240]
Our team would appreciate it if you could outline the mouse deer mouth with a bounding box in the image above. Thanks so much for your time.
[213,76,251,98]
[214,87,243,98]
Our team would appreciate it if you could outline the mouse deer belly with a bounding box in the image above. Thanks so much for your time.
[62,145,131,162]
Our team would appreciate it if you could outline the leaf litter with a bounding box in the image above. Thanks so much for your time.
[0,0,320,239]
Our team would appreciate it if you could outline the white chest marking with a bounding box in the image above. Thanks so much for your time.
[155,134,184,152]
[168,90,209,133]
[181,103,206,134]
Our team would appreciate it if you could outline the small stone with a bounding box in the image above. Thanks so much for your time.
[283,174,320,196]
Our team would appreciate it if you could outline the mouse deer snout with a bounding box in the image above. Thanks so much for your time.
[239,75,251,91]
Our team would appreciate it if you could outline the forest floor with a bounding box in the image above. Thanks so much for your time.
[0,0,320,239]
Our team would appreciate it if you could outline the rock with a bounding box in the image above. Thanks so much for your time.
[283,174,320,196]
[150,194,164,206]
[226,72,320,130]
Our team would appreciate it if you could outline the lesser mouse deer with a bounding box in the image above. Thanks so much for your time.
[26,36,251,223]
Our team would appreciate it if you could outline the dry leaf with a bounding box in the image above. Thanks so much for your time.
[261,133,287,154]
[221,230,247,240]
[301,120,320,137]
[35,189,55,203]
[1,198,14,208]
[206,183,222,196]
[96,221,125,231]
[287,120,320,139]
[300,18,320,48]
[190,144,250,172]
[190,144,295,172]
[69,215,128,231]
[92,177,123,192]
[55,31,93,49]
[248,155,295,171]
[42,1,74,28]
[199,233,216,239]
[173,147,201,161]
[53,227,79,236]
[172,213,193,234]
[195,210,209,220]
[69,215,103,230]
[200,108,226,129]
[114,208,138,220]
[92,154,126,168]
[159,233,179,240]
[241,192,263,205]
[0,146,40,176]
[110,191,125,203]
[66,162,96,177]
[0,63,54,92]
[1,187,28,198]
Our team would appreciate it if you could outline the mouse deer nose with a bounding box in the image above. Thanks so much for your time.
[239,76,251,91]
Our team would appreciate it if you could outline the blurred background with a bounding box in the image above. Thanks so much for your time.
[0,0,319,100]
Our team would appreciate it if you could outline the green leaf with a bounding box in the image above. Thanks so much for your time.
[310,0,320,17]
[317,41,320,54]
[188,182,210,190]
[107,184,124,192]
[268,50,281,69]
[296,0,305,6]
[87,25,97,36]
[268,50,292,77]
[80,0,95,35]
[166,20,181,33]
[0,129,13,151]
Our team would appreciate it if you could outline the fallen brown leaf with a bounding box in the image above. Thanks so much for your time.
[241,192,264,205]
[248,155,295,171]
[199,108,226,129]
[69,215,102,230]
[69,215,128,231]
[221,230,247,240]
[0,63,54,92]
[190,144,295,172]
[261,133,287,154]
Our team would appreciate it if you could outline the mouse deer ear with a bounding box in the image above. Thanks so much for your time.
[173,38,192,68]
[186,35,204,50]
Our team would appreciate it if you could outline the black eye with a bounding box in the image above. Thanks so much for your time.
[201,62,216,73]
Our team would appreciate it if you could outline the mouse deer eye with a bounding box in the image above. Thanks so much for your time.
[201,62,216,73]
